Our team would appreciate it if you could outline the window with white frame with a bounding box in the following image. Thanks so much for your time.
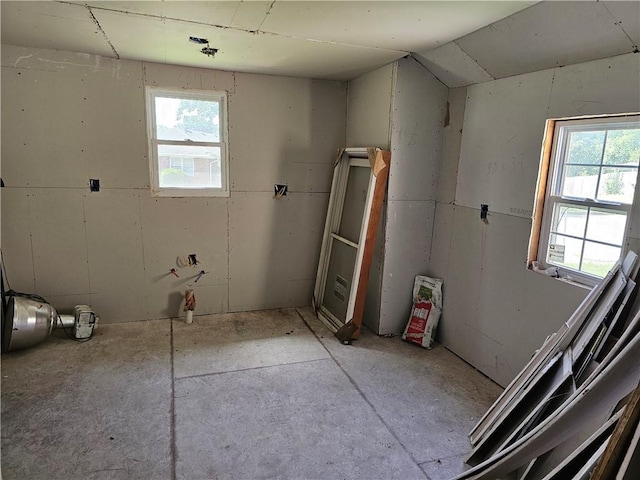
[146,87,228,197]
[532,115,640,284]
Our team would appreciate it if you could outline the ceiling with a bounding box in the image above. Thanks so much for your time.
[1,1,536,81]
[1,1,638,86]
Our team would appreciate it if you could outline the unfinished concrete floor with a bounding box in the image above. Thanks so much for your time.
[1,307,502,480]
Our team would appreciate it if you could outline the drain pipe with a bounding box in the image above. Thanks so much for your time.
[184,289,196,324]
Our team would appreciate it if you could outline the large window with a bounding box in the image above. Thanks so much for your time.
[146,88,228,197]
[532,115,640,285]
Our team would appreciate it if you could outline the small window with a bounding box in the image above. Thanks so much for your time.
[531,115,640,285]
[146,87,228,197]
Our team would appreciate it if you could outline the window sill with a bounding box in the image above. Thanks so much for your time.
[528,262,594,290]
[151,188,229,198]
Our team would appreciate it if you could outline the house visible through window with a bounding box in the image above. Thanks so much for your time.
[146,87,228,197]
[531,115,640,284]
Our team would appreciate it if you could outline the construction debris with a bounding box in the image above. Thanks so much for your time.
[454,251,640,480]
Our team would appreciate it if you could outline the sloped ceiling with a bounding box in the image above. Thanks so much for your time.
[415,0,640,87]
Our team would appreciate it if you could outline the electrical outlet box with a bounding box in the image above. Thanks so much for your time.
[74,305,97,339]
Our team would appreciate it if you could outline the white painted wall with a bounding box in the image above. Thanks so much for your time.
[431,52,640,387]
[1,45,346,322]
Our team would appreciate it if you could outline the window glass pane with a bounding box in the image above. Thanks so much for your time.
[566,130,605,165]
[155,97,220,142]
[158,145,221,188]
[603,129,640,166]
[596,167,637,204]
[551,203,587,238]
[582,242,621,277]
[338,165,371,244]
[322,238,357,323]
[585,208,626,246]
[547,234,583,271]
[561,165,599,198]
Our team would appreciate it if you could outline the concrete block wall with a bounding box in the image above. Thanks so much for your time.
[431,52,640,387]
[1,45,346,323]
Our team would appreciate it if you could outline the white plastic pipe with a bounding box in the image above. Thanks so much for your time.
[186,310,193,324]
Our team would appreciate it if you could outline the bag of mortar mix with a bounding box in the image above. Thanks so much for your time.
[402,275,443,349]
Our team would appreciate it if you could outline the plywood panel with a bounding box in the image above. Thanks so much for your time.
[228,191,328,287]
[437,87,467,204]
[1,188,35,292]
[455,69,554,217]
[83,189,146,294]
[378,199,435,334]
[547,53,640,118]
[229,74,345,193]
[346,63,393,148]
[28,189,90,297]
[456,1,633,79]
[389,57,447,202]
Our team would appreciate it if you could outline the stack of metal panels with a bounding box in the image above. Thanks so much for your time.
[453,251,640,480]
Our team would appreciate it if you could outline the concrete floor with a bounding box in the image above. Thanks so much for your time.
[1,307,502,480]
